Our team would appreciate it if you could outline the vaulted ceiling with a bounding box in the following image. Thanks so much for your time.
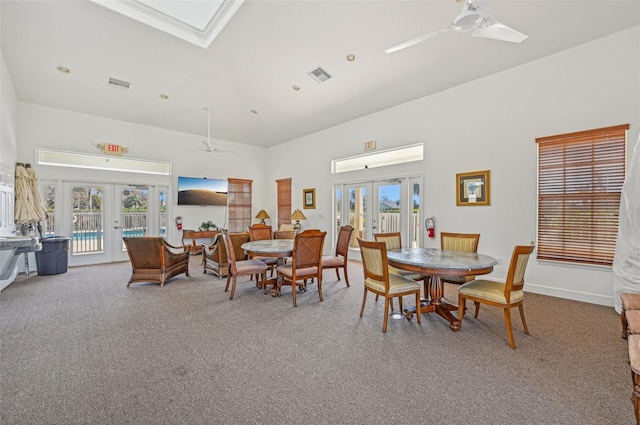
[1,1,638,148]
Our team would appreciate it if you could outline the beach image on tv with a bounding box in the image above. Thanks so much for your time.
[177,177,228,206]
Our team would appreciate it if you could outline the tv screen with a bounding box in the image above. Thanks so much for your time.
[177,176,228,206]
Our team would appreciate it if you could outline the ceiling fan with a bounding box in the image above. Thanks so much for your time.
[199,107,235,154]
[385,0,528,54]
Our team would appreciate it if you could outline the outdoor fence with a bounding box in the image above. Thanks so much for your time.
[44,212,166,254]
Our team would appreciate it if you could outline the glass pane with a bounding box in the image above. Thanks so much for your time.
[159,188,168,237]
[72,186,104,255]
[377,183,400,234]
[349,186,366,246]
[334,187,341,234]
[121,187,148,244]
[43,184,56,237]
[411,180,421,248]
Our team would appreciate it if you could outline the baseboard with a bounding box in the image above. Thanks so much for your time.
[479,277,614,307]
[524,283,614,307]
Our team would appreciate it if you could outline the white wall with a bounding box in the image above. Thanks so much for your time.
[0,51,18,236]
[5,26,639,306]
[16,103,270,245]
[267,26,640,306]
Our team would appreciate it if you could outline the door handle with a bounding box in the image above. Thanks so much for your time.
[114,226,122,229]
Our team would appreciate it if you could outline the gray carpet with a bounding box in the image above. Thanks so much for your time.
[0,257,633,424]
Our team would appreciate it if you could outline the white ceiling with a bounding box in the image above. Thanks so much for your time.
[1,0,639,148]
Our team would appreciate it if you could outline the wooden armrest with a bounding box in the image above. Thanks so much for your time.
[163,240,189,253]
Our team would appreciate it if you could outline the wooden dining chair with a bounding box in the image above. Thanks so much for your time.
[357,238,422,333]
[457,243,535,349]
[322,225,354,287]
[373,232,430,304]
[202,232,249,280]
[440,232,481,286]
[248,223,278,277]
[223,233,269,299]
[275,229,326,307]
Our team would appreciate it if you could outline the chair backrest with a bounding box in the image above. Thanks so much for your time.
[373,232,402,250]
[440,232,480,253]
[229,232,249,260]
[292,229,326,270]
[223,233,239,275]
[504,243,536,298]
[335,225,354,258]
[357,238,389,293]
[124,237,165,268]
[248,223,273,241]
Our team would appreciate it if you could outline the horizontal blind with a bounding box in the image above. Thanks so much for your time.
[536,124,628,266]
[227,178,252,233]
[276,178,291,230]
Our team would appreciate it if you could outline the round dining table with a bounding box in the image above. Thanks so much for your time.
[387,247,498,331]
[241,239,294,296]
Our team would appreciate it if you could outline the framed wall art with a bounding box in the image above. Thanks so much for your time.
[456,170,490,206]
[303,188,316,209]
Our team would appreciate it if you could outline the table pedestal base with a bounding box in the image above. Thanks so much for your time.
[404,275,460,331]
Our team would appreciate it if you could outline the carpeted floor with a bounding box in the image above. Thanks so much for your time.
[0,256,634,424]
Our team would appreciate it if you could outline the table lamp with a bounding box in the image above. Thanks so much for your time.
[255,209,270,224]
[290,209,306,230]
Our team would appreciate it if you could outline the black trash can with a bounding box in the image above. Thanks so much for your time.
[36,236,71,276]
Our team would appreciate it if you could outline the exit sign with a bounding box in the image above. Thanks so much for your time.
[96,143,129,155]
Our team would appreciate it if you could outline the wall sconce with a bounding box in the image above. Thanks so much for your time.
[255,209,270,224]
[290,209,307,230]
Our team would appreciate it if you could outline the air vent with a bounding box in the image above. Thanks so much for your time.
[307,66,332,84]
[107,77,131,91]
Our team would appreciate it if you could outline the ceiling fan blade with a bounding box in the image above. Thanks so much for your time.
[385,27,451,54]
[202,140,214,151]
[211,148,236,154]
[472,16,527,43]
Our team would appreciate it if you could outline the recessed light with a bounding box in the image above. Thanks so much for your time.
[292,85,300,91]
[346,54,356,62]
[250,109,258,114]
[159,94,169,100]
[56,66,70,73]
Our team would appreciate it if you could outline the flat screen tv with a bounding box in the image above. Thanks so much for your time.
[177,176,228,206]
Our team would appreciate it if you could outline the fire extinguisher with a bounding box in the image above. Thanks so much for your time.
[175,216,183,231]
[425,217,435,238]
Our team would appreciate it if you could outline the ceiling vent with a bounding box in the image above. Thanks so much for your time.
[107,77,131,91]
[307,66,332,84]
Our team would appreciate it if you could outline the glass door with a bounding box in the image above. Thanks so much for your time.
[335,176,423,259]
[62,182,167,266]
[114,185,150,262]
[64,182,112,266]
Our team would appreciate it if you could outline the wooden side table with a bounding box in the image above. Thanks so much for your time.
[182,229,219,255]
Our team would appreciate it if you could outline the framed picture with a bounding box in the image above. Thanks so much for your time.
[456,170,490,206]
[303,188,316,209]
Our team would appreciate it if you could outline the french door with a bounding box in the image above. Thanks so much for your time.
[60,182,167,266]
[335,176,423,259]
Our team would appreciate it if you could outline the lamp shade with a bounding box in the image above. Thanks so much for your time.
[255,209,270,224]
[290,209,306,221]
[291,209,306,230]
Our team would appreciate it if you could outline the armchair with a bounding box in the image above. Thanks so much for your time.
[123,237,190,288]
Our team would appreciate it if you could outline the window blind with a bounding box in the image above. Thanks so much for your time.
[276,178,291,230]
[227,178,252,233]
[536,124,629,266]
